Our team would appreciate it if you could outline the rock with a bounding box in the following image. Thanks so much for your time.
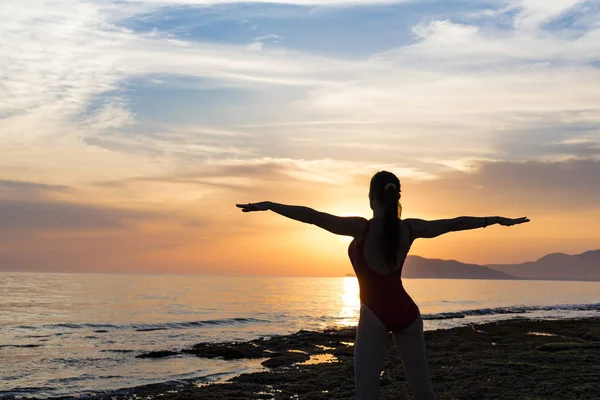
[136,350,179,359]
[183,342,265,359]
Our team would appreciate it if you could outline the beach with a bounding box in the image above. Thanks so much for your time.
[26,317,598,400]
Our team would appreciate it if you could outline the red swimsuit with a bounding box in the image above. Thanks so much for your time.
[348,220,420,332]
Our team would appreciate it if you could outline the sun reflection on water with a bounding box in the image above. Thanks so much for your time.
[337,277,360,326]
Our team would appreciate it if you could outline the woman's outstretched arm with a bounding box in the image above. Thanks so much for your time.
[236,201,367,237]
[406,216,529,239]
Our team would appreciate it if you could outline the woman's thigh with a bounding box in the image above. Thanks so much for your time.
[355,304,390,400]
[392,316,436,400]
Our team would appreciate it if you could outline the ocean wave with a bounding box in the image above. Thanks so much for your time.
[15,317,269,332]
[422,302,600,321]
[133,317,269,331]
[47,374,122,384]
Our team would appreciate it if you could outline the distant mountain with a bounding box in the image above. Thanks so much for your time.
[402,256,515,280]
[387,250,600,281]
[486,250,600,281]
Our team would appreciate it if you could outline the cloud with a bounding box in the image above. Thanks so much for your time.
[83,128,255,159]
[0,180,72,193]
[93,151,600,214]
[405,157,600,213]
[99,157,434,194]
[245,41,264,52]
[83,102,136,132]
[395,20,600,67]
[511,0,585,31]
[0,179,74,204]
[0,199,170,232]
[491,119,600,160]
[254,34,284,42]
[246,33,284,51]
[0,0,133,141]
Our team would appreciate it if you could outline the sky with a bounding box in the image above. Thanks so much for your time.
[1,0,599,276]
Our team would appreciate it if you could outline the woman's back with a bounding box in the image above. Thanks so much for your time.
[358,218,413,275]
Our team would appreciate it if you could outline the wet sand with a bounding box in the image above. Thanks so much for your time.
[29,317,600,400]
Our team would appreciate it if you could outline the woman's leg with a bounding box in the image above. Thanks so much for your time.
[392,316,436,400]
[355,304,390,400]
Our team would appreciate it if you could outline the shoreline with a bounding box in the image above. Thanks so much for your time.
[4,270,600,283]
[16,316,599,400]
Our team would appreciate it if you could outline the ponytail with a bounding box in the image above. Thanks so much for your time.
[382,182,400,267]
[369,171,402,269]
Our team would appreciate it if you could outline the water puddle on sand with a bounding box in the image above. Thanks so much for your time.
[297,353,338,366]
[194,359,269,388]
[255,385,282,400]
[527,332,557,337]
[315,344,335,351]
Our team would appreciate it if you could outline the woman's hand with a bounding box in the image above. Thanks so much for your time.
[236,202,272,212]
[497,217,530,226]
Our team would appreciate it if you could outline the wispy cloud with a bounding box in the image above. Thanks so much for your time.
[407,157,600,212]
[0,180,72,193]
[0,200,158,231]
[511,0,586,31]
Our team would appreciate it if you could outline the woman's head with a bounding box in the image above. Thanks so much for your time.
[369,171,401,215]
[369,171,402,267]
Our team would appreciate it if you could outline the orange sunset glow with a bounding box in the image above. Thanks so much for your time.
[2,159,599,276]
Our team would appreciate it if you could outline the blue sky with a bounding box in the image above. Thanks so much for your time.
[119,1,503,57]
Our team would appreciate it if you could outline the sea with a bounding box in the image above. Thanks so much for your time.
[1,273,599,398]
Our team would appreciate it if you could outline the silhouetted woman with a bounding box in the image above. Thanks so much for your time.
[237,170,529,400]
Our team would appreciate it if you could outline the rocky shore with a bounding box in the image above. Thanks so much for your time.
[21,317,600,400]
